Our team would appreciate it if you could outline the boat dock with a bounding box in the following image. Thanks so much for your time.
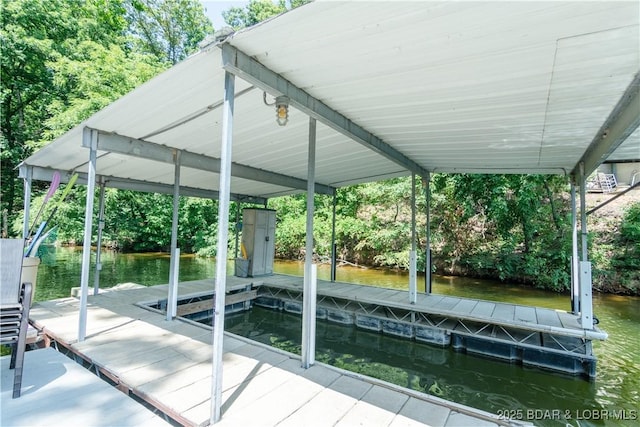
[252,275,606,378]
[23,279,523,427]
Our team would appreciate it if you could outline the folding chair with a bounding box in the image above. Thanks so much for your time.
[1,239,34,398]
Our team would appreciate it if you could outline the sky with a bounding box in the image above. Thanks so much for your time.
[201,1,250,29]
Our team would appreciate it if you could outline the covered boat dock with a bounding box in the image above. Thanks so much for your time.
[18,1,640,424]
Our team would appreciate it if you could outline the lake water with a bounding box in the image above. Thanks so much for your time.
[35,247,639,426]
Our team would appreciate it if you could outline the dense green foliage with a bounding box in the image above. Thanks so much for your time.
[222,0,310,29]
[1,0,212,233]
[127,0,213,65]
[268,175,577,292]
[2,0,637,295]
[590,202,640,294]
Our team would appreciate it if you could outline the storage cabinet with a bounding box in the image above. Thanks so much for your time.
[241,208,276,276]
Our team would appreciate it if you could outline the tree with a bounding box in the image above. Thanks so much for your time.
[1,0,212,236]
[431,174,572,290]
[223,0,310,29]
[44,42,163,139]
[126,0,213,64]
[1,0,130,235]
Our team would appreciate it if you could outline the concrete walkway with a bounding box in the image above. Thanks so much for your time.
[1,347,171,426]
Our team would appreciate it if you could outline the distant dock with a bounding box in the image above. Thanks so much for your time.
[26,278,526,427]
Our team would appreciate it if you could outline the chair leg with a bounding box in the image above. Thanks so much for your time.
[9,342,17,369]
[12,347,25,398]
[12,283,32,399]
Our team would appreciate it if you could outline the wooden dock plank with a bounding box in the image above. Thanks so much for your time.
[356,286,398,300]
[491,304,515,322]
[137,359,215,398]
[327,288,361,300]
[471,301,496,318]
[215,368,328,426]
[387,291,414,304]
[395,396,451,426]
[176,290,257,317]
[277,376,371,427]
[535,308,563,328]
[218,358,306,414]
[557,311,582,330]
[417,294,445,309]
[451,299,479,316]
[431,296,462,311]
[337,384,409,427]
[367,289,400,302]
[514,306,537,323]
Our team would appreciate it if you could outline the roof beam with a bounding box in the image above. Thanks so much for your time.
[572,72,640,178]
[18,165,267,204]
[140,86,256,140]
[88,130,335,195]
[220,44,428,178]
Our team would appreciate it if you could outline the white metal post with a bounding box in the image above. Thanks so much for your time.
[578,164,593,329]
[234,202,241,260]
[425,172,432,294]
[167,152,181,320]
[409,174,417,304]
[302,117,317,369]
[331,193,337,282]
[570,182,579,314]
[210,71,234,425]
[171,248,180,312]
[22,166,32,240]
[579,261,593,329]
[580,165,588,262]
[79,128,97,342]
[93,178,106,295]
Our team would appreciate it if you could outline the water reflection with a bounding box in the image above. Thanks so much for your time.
[226,306,610,427]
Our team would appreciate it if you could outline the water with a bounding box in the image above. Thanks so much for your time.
[35,247,639,426]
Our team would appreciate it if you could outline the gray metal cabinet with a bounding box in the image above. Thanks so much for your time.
[242,208,276,276]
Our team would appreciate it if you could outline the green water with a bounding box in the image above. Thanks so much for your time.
[35,247,639,426]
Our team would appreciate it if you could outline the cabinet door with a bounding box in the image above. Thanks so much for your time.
[242,209,276,276]
[253,221,268,275]
[264,211,276,274]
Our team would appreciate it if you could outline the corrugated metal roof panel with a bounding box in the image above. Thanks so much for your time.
[21,1,639,197]
[230,1,639,175]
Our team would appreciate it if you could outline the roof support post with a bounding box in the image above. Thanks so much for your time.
[79,128,97,342]
[167,152,181,321]
[220,44,427,178]
[330,193,337,283]
[579,164,588,262]
[578,164,594,330]
[234,202,241,260]
[93,177,106,295]
[409,174,417,304]
[302,117,317,369]
[424,173,432,295]
[570,182,579,314]
[22,166,32,240]
[211,71,235,425]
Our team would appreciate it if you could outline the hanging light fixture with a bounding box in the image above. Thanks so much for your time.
[275,96,289,126]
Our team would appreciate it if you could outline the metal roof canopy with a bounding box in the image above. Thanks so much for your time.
[19,1,640,198]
